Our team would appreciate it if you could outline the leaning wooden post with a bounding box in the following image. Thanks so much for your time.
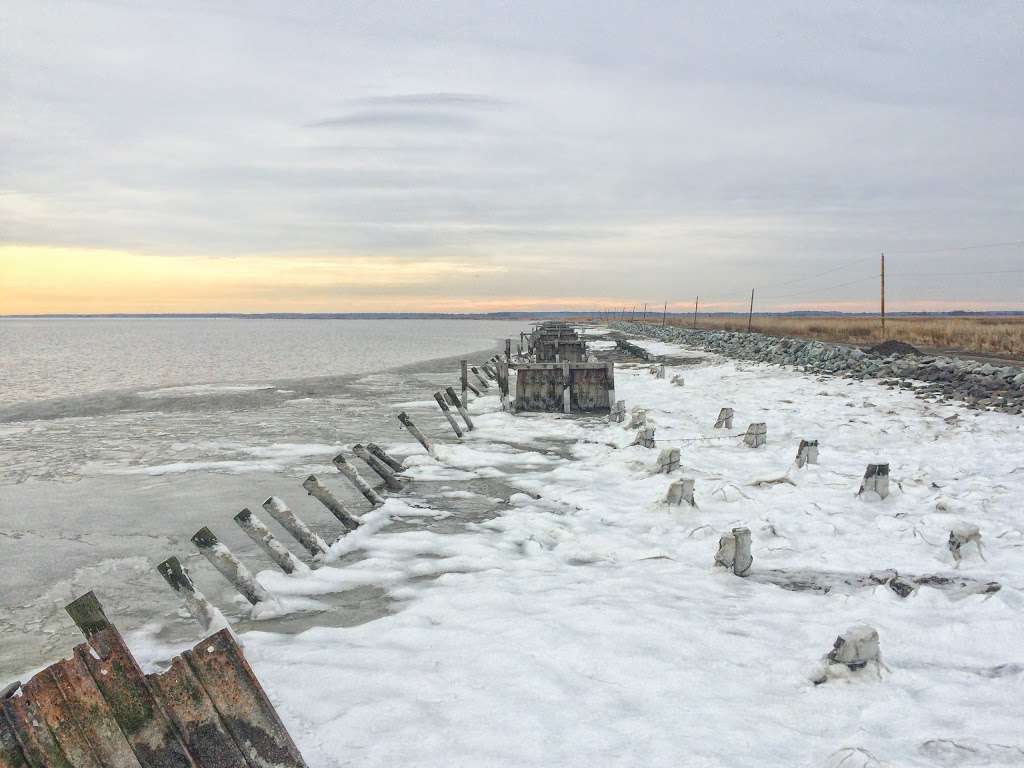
[332,453,385,506]
[234,509,304,574]
[302,474,361,529]
[561,361,572,414]
[398,411,435,456]
[505,338,512,361]
[465,380,482,397]
[445,386,475,430]
[496,360,511,411]
[460,360,470,403]
[352,443,403,490]
[262,496,329,556]
[191,527,271,605]
[156,556,226,631]
[471,366,491,390]
[367,442,404,472]
[433,392,464,438]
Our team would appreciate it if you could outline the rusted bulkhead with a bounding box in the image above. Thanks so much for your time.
[514,362,615,413]
[0,592,307,768]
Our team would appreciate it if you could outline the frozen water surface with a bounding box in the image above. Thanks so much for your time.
[3,321,1023,767]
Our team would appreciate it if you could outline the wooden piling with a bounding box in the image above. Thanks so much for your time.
[397,411,435,456]
[352,444,403,491]
[470,366,491,390]
[190,528,271,605]
[262,496,329,557]
[432,392,464,438]
[561,362,571,414]
[367,442,404,472]
[302,475,361,530]
[444,386,475,430]
[858,463,890,499]
[465,380,482,397]
[332,454,385,506]
[795,439,819,468]
[496,360,511,411]
[234,509,304,574]
[505,338,512,361]
[714,407,734,429]
[732,527,752,576]
[157,557,225,632]
[460,360,469,404]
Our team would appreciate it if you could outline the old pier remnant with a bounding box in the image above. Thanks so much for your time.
[397,411,435,456]
[795,439,819,468]
[262,496,329,557]
[445,386,475,430]
[858,463,890,500]
[353,443,403,491]
[812,625,884,685]
[743,422,767,448]
[234,508,305,574]
[303,474,362,529]
[949,524,984,564]
[632,426,657,449]
[666,478,695,506]
[514,361,615,414]
[656,447,680,473]
[714,407,734,429]
[530,321,587,362]
[332,453,385,507]
[367,442,405,472]
[191,526,272,605]
[156,556,225,632]
[433,391,465,438]
[715,527,753,576]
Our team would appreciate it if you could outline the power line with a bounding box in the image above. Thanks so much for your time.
[886,240,1024,255]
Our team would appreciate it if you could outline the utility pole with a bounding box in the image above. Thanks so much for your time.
[880,251,886,338]
[693,296,699,329]
[642,303,648,326]
[662,300,667,327]
[747,288,755,332]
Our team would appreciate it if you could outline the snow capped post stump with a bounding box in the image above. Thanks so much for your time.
[627,409,647,429]
[633,425,656,449]
[743,422,767,448]
[262,495,329,557]
[656,447,680,473]
[795,439,819,468]
[609,399,627,423]
[332,453,385,507]
[858,463,890,500]
[234,508,304,574]
[670,374,685,387]
[714,407,734,429]
[714,527,752,576]
[949,523,984,565]
[666,478,695,506]
[812,625,884,685]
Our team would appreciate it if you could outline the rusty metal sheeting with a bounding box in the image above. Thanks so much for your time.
[514,362,615,413]
[0,592,306,768]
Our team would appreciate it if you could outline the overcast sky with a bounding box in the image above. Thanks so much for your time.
[2,0,1022,313]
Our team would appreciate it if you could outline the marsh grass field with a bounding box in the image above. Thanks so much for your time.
[589,315,1024,361]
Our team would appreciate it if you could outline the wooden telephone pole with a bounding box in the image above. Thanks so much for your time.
[880,252,886,338]
[747,288,755,332]
[693,296,699,329]
[662,301,668,327]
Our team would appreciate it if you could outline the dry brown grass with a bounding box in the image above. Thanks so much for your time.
[582,315,1024,361]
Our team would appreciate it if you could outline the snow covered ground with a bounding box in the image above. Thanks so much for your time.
[133,335,1024,768]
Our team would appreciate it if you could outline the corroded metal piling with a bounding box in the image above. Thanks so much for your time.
[397,411,435,456]
[157,556,225,632]
[191,527,271,605]
[332,453,385,506]
[444,386,475,430]
[303,475,361,529]
[353,443,403,491]
[262,496,329,557]
[433,392,464,438]
[234,508,304,574]
[0,591,313,768]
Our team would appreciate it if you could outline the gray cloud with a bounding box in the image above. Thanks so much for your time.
[1,0,1023,310]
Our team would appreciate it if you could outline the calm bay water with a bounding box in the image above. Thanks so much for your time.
[0,317,529,680]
